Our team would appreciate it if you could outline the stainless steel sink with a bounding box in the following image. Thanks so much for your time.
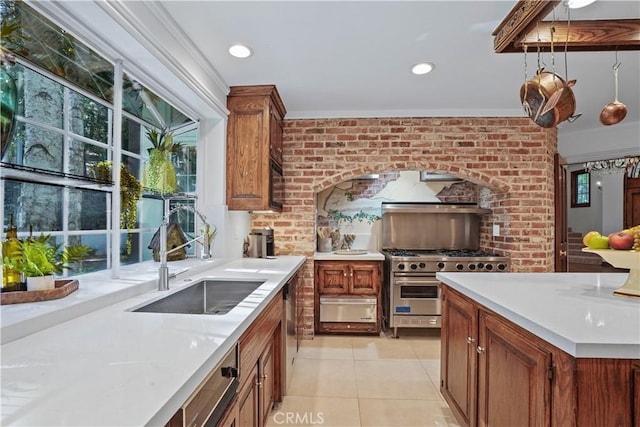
[133,279,265,315]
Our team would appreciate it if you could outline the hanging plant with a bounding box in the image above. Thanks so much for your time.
[143,128,182,194]
[93,161,142,254]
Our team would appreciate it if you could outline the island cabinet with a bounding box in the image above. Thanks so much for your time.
[236,290,283,427]
[226,85,286,212]
[314,260,381,334]
[441,284,640,427]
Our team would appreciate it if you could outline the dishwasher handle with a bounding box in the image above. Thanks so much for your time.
[320,297,377,305]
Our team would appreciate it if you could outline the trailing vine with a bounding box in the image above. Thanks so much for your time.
[93,161,142,254]
[327,209,380,225]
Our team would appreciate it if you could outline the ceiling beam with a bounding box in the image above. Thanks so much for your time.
[493,1,640,53]
[493,0,560,53]
[512,19,640,53]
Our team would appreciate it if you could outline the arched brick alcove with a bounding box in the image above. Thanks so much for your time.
[251,116,557,337]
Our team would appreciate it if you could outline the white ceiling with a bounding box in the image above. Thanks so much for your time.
[40,0,640,140]
[153,0,639,135]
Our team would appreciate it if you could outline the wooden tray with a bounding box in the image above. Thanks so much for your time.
[0,279,79,305]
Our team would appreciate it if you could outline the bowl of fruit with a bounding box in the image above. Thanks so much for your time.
[582,226,639,298]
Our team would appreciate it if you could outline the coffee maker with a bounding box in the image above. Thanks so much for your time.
[247,227,275,258]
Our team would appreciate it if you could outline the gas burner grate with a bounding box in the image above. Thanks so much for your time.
[436,249,500,257]
[385,249,419,257]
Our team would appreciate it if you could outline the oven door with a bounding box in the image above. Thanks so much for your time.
[392,276,441,316]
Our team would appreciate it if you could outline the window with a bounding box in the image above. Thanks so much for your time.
[571,169,590,208]
[1,1,198,277]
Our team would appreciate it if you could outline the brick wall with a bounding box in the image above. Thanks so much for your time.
[251,117,557,338]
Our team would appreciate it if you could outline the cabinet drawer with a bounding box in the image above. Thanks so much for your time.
[319,297,376,323]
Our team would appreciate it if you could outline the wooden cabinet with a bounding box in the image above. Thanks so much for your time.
[226,85,286,212]
[441,285,552,427]
[441,284,640,427]
[237,363,260,427]
[238,290,283,427]
[440,286,477,426]
[217,396,239,427]
[476,309,551,427]
[316,260,380,295]
[315,260,381,334]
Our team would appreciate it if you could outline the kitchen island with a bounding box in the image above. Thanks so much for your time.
[436,272,640,427]
[0,255,305,426]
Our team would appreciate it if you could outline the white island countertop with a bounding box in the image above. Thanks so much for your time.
[0,256,306,426]
[436,272,640,359]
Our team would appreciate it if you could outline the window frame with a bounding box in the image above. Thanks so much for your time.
[570,169,591,208]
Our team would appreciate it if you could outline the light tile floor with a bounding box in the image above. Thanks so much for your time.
[266,329,461,427]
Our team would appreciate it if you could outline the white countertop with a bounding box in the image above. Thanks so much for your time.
[313,250,385,261]
[436,272,640,359]
[0,256,306,426]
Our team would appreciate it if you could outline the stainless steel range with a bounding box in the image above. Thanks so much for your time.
[380,203,510,337]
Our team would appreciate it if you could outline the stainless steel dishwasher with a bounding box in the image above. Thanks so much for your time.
[282,278,297,395]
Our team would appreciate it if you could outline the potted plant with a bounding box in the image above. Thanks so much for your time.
[93,161,143,254]
[2,234,90,291]
[202,224,217,258]
[143,128,182,194]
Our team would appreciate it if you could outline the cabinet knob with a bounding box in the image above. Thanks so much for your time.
[256,380,263,388]
[466,336,475,344]
[559,250,567,256]
[476,346,485,354]
[263,374,268,380]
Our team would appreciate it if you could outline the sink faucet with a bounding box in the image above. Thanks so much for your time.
[158,205,211,291]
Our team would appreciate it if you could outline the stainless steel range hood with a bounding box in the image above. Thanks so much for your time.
[381,202,491,250]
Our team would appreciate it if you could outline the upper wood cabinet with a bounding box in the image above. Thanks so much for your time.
[226,85,286,211]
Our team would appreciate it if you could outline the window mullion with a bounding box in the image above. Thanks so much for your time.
[62,87,71,278]
[111,60,124,279]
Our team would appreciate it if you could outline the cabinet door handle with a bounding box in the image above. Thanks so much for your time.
[476,345,485,354]
[256,379,263,388]
[559,250,567,256]
[466,336,475,344]
[263,374,268,380]
[344,273,347,277]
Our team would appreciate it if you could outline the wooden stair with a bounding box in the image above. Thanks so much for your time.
[568,231,603,266]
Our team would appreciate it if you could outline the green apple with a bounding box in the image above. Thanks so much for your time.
[587,235,610,249]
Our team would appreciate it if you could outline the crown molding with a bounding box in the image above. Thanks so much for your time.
[95,0,229,117]
[27,0,227,120]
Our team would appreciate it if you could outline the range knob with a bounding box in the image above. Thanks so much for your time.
[410,263,418,270]
[485,264,493,271]
[477,262,485,269]
[437,262,445,270]
[398,263,405,270]
[456,263,464,271]
[419,262,426,269]
[497,263,507,271]
[468,264,476,271]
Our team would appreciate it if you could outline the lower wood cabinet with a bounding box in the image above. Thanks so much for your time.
[217,395,239,427]
[236,290,283,427]
[441,284,640,427]
[314,260,381,334]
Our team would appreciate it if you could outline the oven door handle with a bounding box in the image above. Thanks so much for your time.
[393,278,440,286]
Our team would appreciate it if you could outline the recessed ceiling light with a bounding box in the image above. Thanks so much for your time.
[229,44,252,58]
[411,62,435,75]
[566,0,597,9]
